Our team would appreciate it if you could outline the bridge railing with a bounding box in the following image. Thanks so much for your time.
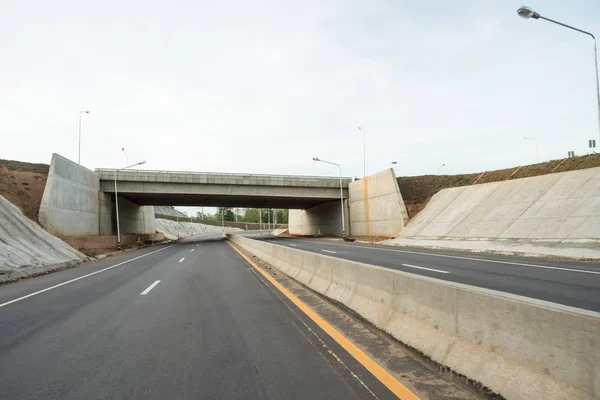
[95,169,352,188]
[95,168,352,181]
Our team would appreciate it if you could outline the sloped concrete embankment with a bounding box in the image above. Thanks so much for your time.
[227,234,600,400]
[0,194,86,283]
[387,167,600,259]
[155,218,241,240]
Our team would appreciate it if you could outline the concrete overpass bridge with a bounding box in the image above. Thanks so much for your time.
[95,169,350,209]
[39,154,408,240]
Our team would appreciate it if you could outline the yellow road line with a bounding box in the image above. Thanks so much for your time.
[227,241,421,400]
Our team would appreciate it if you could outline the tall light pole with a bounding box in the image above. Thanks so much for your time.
[358,126,366,178]
[523,137,539,163]
[122,148,128,166]
[78,111,90,164]
[391,161,398,176]
[114,160,146,250]
[517,6,600,143]
[436,163,446,174]
[312,157,346,238]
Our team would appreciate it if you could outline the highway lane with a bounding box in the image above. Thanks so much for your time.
[255,237,600,312]
[0,236,399,400]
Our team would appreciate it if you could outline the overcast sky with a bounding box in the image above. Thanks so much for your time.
[2,0,600,181]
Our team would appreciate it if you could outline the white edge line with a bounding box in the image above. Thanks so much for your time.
[141,280,161,295]
[179,258,185,262]
[322,249,337,254]
[0,245,177,309]
[289,244,297,247]
[402,263,449,274]
[291,239,600,275]
[191,249,195,252]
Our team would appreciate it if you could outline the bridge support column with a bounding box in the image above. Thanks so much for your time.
[288,200,349,236]
[98,192,155,235]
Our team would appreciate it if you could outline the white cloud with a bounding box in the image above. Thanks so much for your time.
[1,0,599,180]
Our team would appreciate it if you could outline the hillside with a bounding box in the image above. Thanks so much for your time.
[0,159,49,221]
[398,153,600,218]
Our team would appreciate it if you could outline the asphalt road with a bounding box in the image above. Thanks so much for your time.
[256,237,600,312]
[0,236,397,400]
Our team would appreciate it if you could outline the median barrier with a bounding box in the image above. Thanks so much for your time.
[226,234,600,400]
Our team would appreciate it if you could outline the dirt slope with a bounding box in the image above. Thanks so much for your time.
[398,153,600,219]
[0,159,49,222]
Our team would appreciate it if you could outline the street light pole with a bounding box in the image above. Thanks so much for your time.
[312,157,346,238]
[114,160,146,250]
[517,6,600,143]
[391,161,398,176]
[358,126,366,178]
[78,111,90,164]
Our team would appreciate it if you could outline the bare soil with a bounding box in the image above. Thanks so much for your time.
[398,153,600,219]
[0,159,49,222]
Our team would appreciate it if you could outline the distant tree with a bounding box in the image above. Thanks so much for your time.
[276,209,288,224]
[241,208,260,223]
[215,207,235,222]
[195,211,213,220]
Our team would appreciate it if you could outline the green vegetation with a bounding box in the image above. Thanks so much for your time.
[193,207,288,223]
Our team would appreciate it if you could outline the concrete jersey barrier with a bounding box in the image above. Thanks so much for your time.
[227,234,600,400]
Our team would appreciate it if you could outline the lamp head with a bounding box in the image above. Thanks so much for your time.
[517,6,540,19]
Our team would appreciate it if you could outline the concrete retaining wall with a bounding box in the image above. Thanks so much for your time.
[98,192,114,236]
[289,200,349,236]
[399,167,600,240]
[117,197,155,235]
[39,154,156,237]
[39,153,100,236]
[228,234,600,400]
[348,168,409,237]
